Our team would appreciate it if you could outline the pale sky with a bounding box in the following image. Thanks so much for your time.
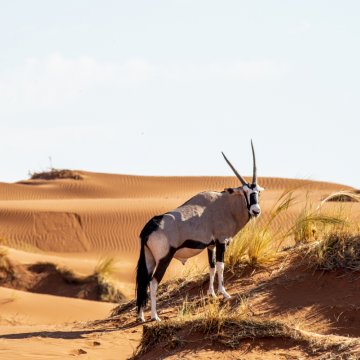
[0,1,359,188]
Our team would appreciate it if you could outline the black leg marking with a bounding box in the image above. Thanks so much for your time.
[207,248,215,268]
[152,248,176,284]
[178,239,214,250]
[215,240,226,263]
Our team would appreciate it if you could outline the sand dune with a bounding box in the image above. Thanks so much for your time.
[0,171,358,359]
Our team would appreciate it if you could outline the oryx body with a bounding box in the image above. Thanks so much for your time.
[136,142,263,322]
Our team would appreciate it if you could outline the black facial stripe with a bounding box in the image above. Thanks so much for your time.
[249,192,258,206]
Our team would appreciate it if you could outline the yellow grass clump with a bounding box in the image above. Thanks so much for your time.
[306,233,360,271]
[225,188,357,268]
[225,189,296,268]
[93,257,124,303]
[94,257,117,278]
[290,194,351,244]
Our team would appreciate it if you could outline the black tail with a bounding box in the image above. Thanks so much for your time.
[136,242,151,313]
[136,215,164,313]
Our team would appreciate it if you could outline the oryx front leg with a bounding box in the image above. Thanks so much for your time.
[215,240,231,299]
[207,247,217,298]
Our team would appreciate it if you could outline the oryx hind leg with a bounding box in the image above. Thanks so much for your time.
[216,239,231,299]
[147,232,174,321]
[150,250,175,321]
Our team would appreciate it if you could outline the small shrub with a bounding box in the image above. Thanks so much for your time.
[307,232,360,271]
[29,168,82,180]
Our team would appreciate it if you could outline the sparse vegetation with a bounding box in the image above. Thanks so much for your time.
[289,197,348,244]
[131,294,355,359]
[0,257,125,303]
[0,247,10,270]
[0,247,16,284]
[322,190,360,203]
[306,233,360,271]
[226,221,277,268]
[225,189,296,268]
[93,257,124,303]
[29,168,83,180]
[94,257,117,278]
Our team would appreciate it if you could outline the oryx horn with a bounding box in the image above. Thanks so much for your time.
[251,139,257,185]
[221,152,247,186]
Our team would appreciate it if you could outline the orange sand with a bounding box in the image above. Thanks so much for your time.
[0,171,357,359]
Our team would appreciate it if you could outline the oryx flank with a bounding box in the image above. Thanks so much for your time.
[136,141,263,322]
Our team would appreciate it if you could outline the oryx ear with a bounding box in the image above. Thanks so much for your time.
[226,188,243,195]
[225,188,235,194]
[257,185,265,192]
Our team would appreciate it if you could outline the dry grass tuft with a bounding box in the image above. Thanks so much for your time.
[132,297,299,359]
[131,296,356,359]
[226,222,277,268]
[322,191,360,203]
[226,189,296,268]
[289,195,349,244]
[93,257,124,303]
[0,247,10,270]
[306,233,360,271]
[0,247,16,284]
[94,257,117,278]
[29,168,82,180]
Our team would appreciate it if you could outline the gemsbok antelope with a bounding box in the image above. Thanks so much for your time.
[136,141,263,322]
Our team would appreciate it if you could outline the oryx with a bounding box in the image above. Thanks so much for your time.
[136,141,263,322]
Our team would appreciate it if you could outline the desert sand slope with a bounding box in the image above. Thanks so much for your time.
[0,322,140,360]
[0,287,114,325]
[0,172,358,359]
[119,249,360,359]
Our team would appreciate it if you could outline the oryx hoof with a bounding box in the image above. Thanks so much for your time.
[151,315,161,322]
[137,316,145,323]
[207,290,217,298]
[219,289,231,299]
[222,292,231,300]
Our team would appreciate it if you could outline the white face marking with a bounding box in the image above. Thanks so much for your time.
[243,184,263,217]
